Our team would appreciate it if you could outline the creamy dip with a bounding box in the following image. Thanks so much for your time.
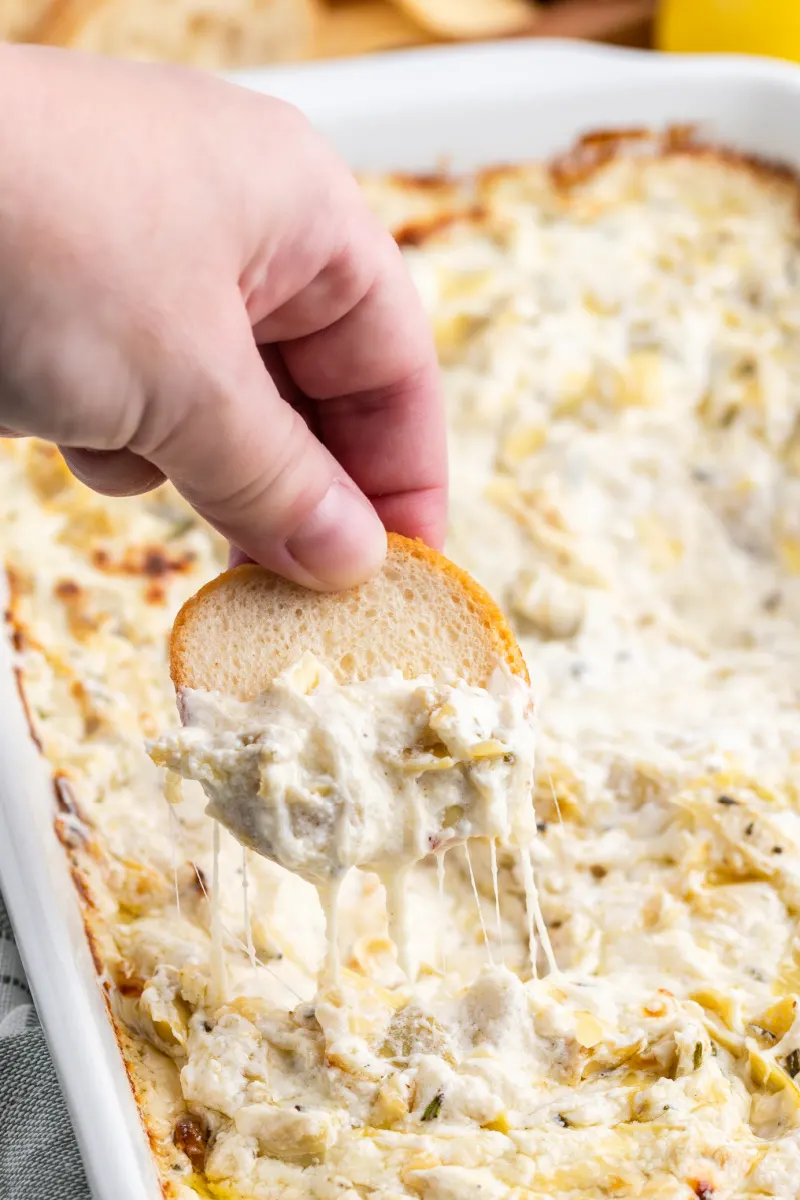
[8,141,800,1199]
[149,653,537,978]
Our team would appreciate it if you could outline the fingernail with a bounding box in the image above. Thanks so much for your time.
[286,480,387,589]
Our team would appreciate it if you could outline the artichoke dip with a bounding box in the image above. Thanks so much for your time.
[5,129,800,1199]
[148,655,538,982]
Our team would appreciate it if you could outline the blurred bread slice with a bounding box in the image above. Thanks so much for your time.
[171,532,528,700]
[18,0,314,69]
[391,0,537,39]
[314,0,427,58]
[1,0,55,41]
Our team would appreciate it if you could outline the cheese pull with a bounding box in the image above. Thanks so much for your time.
[149,535,541,982]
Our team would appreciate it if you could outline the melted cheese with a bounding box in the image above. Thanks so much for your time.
[5,144,800,1197]
[149,653,538,982]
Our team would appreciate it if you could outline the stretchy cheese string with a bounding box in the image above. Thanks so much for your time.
[157,776,307,1002]
[168,805,182,919]
[189,856,302,1002]
[545,765,564,827]
[241,846,256,970]
[163,770,184,918]
[531,865,558,976]
[436,849,448,974]
[520,847,558,976]
[465,842,494,966]
[383,867,413,980]
[164,769,183,807]
[519,846,537,978]
[210,821,228,1007]
[318,878,343,987]
[490,839,505,966]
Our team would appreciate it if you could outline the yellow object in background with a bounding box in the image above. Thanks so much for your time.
[656,0,800,62]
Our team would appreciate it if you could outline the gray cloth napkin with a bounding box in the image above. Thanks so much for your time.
[0,888,91,1200]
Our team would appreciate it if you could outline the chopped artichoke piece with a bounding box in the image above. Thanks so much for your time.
[747,1041,800,1104]
[779,536,800,576]
[469,739,508,759]
[371,1074,411,1128]
[756,996,797,1040]
[379,1004,456,1066]
[234,1104,337,1163]
[699,1014,745,1059]
[573,1011,604,1049]
[138,967,191,1057]
[500,423,547,466]
[401,752,456,773]
[690,988,742,1032]
[617,349,663,408]
[510,565,586,640]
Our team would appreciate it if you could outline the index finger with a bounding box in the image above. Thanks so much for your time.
[274,236,448,549]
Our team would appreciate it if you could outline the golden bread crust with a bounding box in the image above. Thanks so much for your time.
[170,532,528,694]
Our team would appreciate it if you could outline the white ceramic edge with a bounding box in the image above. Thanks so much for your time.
[0,570,160,1200]
[229,37,800,87]
[226,38,800,116]
[3,37,800,1200]
[225,39,800,175]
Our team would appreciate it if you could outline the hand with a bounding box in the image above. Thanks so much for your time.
[0,45,447,589]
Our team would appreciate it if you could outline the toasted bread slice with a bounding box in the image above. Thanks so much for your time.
[171,533,528,700]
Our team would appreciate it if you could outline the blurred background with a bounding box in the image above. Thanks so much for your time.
[0,0,797,71]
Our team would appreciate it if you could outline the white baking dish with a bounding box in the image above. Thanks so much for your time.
[232,38,800,171]
[3,38,800,1200]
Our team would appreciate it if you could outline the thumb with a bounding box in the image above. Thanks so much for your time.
[140,337,387,591]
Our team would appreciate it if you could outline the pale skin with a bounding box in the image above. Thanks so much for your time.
[0,44,448,589]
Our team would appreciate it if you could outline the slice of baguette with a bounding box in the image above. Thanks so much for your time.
[171,533,528,700]
[18,0,314,69]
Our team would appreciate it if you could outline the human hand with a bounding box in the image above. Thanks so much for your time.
[0,45,447,589]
